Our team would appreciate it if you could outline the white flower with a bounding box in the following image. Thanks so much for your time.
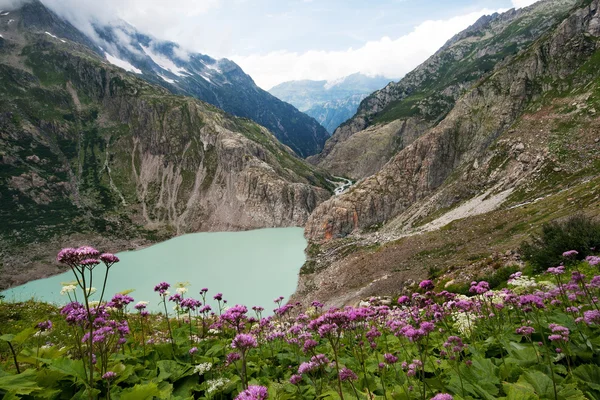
[206,378,228,393]
[136,301,148,307]
[193,362,212,375]
[60,285,76,295]
[176,287,188,295]
[89,301,100,307]
[452,311,475,336]
[85,287,97,295]
[207,329,220,335]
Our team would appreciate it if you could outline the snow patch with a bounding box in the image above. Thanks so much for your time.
[0,34,3,38]
[44,32,66,43]
[159,75,176,84]
[200,74,212,83]
[8,19,14,25]
[140,45,189,77]
[324,76,347,90]
[104,52,142,74]
[202,60,222,74]
[0,12,10,16]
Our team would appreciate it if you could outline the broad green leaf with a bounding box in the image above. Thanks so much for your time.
[120,382,161,400]
[0,369,42,395]
[520,371,555,399]
[573,364,600,391]
[558,384,587,400]
[11,328,36,346]
[503,381,538,400]
[46,358,88,383]
[0,334,16,342]
[156,360,192,382]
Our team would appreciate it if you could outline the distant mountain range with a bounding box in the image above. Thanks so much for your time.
[269,73,392,133]
[18,0,329,158]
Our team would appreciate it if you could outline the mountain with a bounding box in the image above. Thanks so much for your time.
[311,0,580,179]
[0,4,333,289]
[269,73,391,133]
[293,0,600,307]
[10,0,330,158]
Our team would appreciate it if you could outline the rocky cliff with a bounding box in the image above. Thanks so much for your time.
[0,19,333,289]
[311,0,579,179]
[296,0,600,307]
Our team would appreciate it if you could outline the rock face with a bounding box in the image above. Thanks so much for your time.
[0,16,333,289]
[312,0,579,179]
[296,0,600,307]
[11,0,330,158]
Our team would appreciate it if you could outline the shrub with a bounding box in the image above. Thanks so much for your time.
[520,214,600,272]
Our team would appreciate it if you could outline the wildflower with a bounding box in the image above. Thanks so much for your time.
[563,250,579,258]
[176,287,188,295]
[431,394,453,400]
[154,282,170,295]
[36,320,52,332]
[586,256,600,266]
[189,347,198,355]
[469,281,490,294]
[397,295,410,304]
[206,378,228,394]
[384,353,398,364]
[99,253,119,265]
[60,285,76,295]
[231,333,258,350]
[583,310,600,325]
[135,301,148,310]
[102,371,116,380]
[193,362,212,375]
[516,326,535,336]
[214,293,223,301]
[419,280,435,291]
[235,385,268,400]
[226,352,241,365]
[339,367,358,382]
[547,266,565,275]
[290,374,302,385]
[298,362,317,374]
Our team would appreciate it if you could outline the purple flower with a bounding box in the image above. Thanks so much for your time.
[298,361,317,375]
[214,293,223,301]
[290,374,302,385]
[547,266,565,275]
[431,394,453,400]
[231,333,258,350]
[180,298,202,311]
[100,253,119,265]
[80,258,100,268]
[583,310,600,325]
[419,280,435,291]
[154,282,170,295]
[586,256,600,266]
[384,353,398,364]
[102,371,116,380]
[108,293,134,310]
[516,326,535,336]
[469,281,490,295]
[563,250,579,258]
[226,352,241,365]
[189,347,198,355]
[235,385,268,400]
[397,296,410,304]
[339,367,358,382]
[36,320,52,331]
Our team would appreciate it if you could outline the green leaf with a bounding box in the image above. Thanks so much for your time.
[156,360,192,383]
[503,381,538,400]
[46,358,88,383]
[120,382,161,400]
[520,371,555,399]
[558,384,587,400]
[0,369,42,395]
[573,364,600,391]
[0,334,16,342]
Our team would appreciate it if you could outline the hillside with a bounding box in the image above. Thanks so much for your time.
[0,12,333,289]
[296,0,600,307]
[311,0,579,179]
[10,0,330,158]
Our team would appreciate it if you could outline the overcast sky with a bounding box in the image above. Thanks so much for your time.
[9,0,540,89]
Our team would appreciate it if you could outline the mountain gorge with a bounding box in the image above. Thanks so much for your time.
[293,0,600,307]
[269,73,391,134]
[0,4,333,288]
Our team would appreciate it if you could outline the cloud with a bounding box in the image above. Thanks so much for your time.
[232,9,504,90]
[0,0,31,10]
[512,0,538,8]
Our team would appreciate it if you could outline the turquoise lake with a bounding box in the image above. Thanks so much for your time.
[1,228,307,313]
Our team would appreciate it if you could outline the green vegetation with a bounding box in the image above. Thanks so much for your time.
[521,215,600,272]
